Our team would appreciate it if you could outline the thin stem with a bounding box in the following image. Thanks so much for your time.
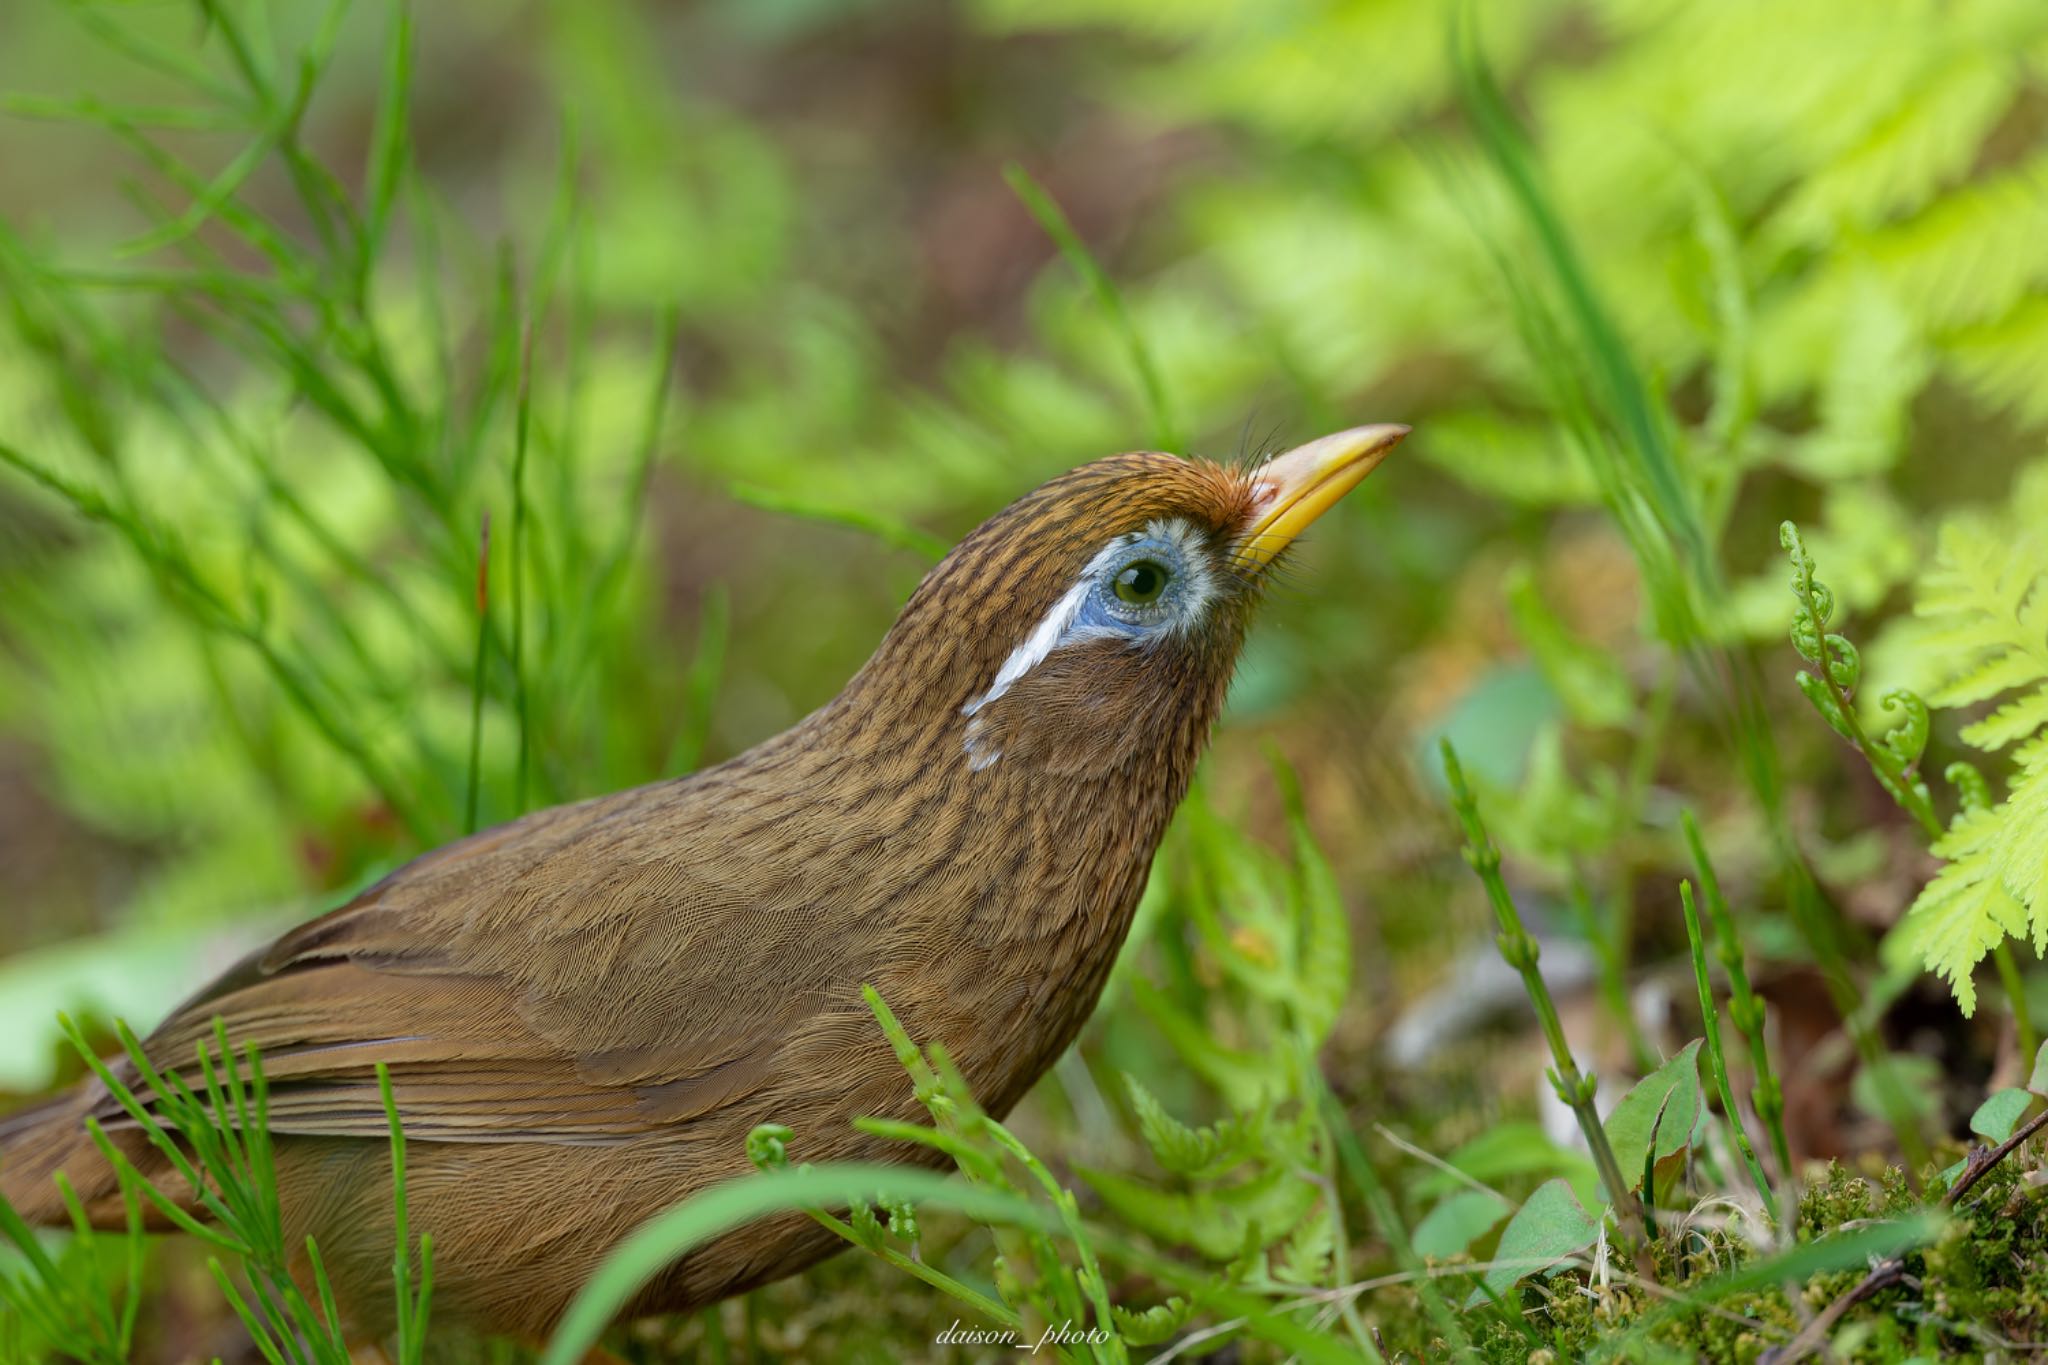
[511,323,534,812]
[1002,162,1181,454]
[1780,527,1966,1175]
[1995,943,2039,1062]
[1293,1044,1377,1361]
[1316,1081,1464,1360]
[1442,739,1651,1248]
[803,1207,1019,1328]
[1682,881,1778,1223]
[1682,810,1794,1180]
[464,511,492,835]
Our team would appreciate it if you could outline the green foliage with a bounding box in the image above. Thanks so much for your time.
[0,0,727,935]
[1121,1075,1264,1181]
[0,1172,141,1365]
[0,1022,429,1365]
[1968,1088,2035,1144]
[1601,1039,1707,1196]
[1781,521,1939,830]
[718,976,1373,1365]
[1466,1176,1599,1308]
[1680,877,1778,1220]
[1888,465,2048,1012]
[4,0,2048,1359]
[1442,738,1647,1239]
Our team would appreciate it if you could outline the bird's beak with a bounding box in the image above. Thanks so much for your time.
[1232,423,1409,571]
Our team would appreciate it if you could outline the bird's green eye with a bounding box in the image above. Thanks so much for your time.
[1113,559,1172,606]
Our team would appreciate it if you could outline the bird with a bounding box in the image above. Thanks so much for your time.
[0,423,1406,1350]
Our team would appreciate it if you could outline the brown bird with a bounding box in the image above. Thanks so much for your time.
[0,424,1405,1348]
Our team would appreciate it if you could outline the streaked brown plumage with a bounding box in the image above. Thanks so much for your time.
[0,425,1405,1344]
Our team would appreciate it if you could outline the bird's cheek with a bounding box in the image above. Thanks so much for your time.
[972,651,1161,777]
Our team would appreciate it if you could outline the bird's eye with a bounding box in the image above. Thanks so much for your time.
[1113,559,1172,606]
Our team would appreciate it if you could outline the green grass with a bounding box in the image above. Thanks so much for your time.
[1,1019,430,1364]
[4,0,2048,1360]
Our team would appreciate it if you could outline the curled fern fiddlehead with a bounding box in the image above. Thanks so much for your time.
[1781,521,1939,832]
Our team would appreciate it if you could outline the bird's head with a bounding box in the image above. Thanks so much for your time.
[838,424,1408,787]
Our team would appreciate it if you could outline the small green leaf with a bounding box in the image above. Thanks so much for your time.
[1464,1177,1600,1307]
[1893,806,2031,1015]
[1078,1162,1318,1261]
[1602,1040,1708,1191]
[746,1123,794,1171]
[1969,1088,2035,1143]
[1123,1074,1261,1179]
[1275,1202,1335,1285]
[1412,1188,1513,1259]
[1416,1120,1601,1208]
[1880,689,1930,768]
[1947,762,1992,814]
[1789,612,1824,664]
[1825,634,1862,693]
[2027,1037,2048,1098]
[1797,672,1857,741]
[1112,1297,1192,1347]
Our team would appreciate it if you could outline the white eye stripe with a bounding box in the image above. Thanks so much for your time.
[961,517,1215,723]
[961,575,1095,718]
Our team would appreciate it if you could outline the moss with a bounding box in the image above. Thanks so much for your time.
[1442,1143,2048,1364]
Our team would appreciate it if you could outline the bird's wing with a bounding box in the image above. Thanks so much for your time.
[106,778,856,1144]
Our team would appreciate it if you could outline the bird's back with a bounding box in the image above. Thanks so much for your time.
[0,715,1143,1337]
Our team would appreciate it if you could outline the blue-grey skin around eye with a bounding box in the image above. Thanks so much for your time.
[1085,535,1189,634]
[963,518,1221,726]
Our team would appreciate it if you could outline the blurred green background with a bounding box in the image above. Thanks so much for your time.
[0,0,2045,1353]
[3,0,2044,1109]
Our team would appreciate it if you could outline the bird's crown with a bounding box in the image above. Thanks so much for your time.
[836,426,1407,779]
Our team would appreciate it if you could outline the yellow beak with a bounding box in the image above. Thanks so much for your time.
[1232,424,1409,571]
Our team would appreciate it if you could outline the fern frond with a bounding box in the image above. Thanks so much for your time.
[1915,523,2048,715]
[1784,280,1928,479]
[1946,294,2048,430]
[1123,1076,1263,1180]
[1894,806,2030,1017]
[1961,685,2048,752]
[1895,468,2048,1008]
[1766,55,2016,247]
[1865,152,2048,333]
[1991,741,2048,928]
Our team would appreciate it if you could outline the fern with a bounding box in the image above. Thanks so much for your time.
[1123,1076,1264,1180]
[1947,295,2048,432]
[1893,467,2048,1011]
[1897,801,2034,1015]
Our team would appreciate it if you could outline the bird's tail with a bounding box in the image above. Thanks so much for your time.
[0,1080,196,1230]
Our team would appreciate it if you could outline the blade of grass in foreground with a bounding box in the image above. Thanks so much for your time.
[1316,1080,1467,1359]
[1681,881,1778,1223]
[1589,1210,1943,1361]
[543,1160,1374,1365]
[465,511,493,835]
[541,1164,1055,1364]
[727,482,948,561]
[1003,161,1182,455]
